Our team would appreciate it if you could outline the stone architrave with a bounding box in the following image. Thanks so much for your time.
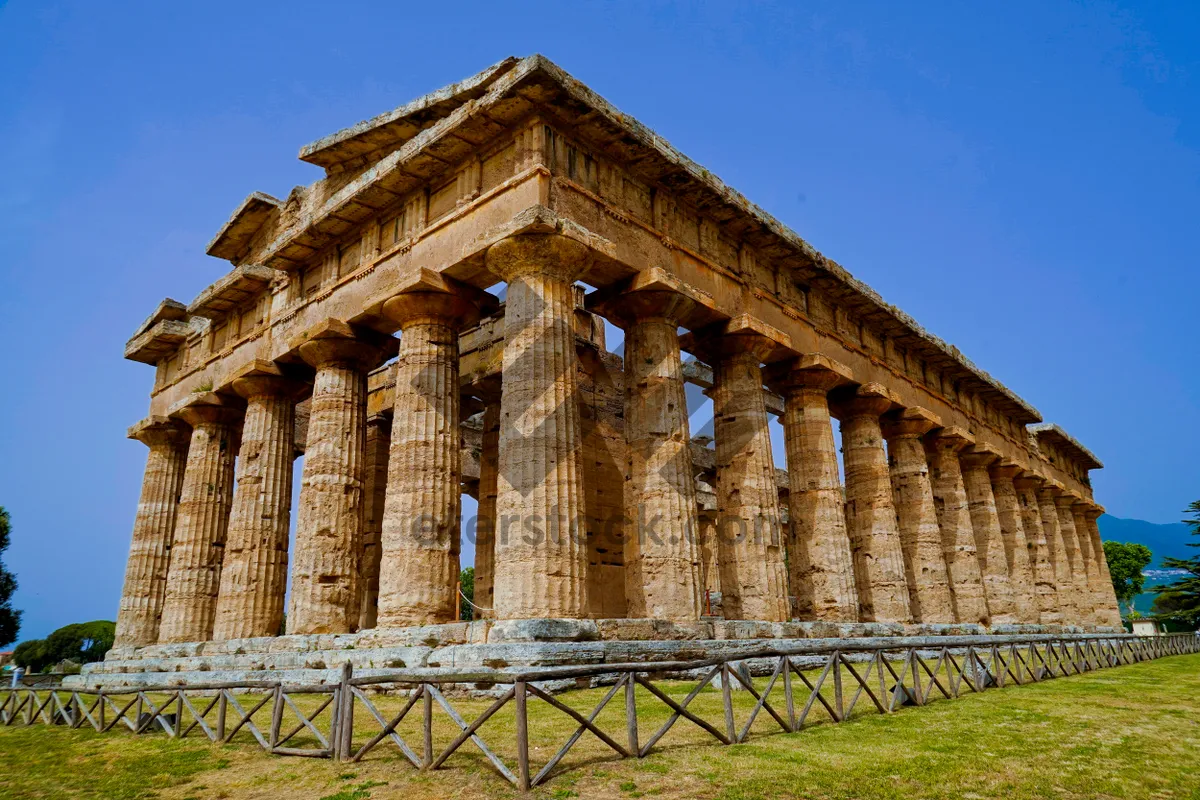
[960,444,1017,625]
[607,290,702,621]
[1014,473,1061,624]
[925,427,989,625]
[288,323,390,635]
[1072,501,1105,627]
[708,334,789,622]
[1037,483,1077,624]
[882,407,954,624]
[113,417,191,648]
[775,355,859,622]
[486,233,592,619]
[832,384,912,624]
[473,395,501,619]
[990,463,1039,624]
[358,414,391,630]
[1084,506,1123,627]
[376,288,487,627]
[1055,493,1090,626]
[213,365,305,640]
[158,398,243,643]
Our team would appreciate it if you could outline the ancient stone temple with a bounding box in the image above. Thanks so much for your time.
[98,56,1121,685]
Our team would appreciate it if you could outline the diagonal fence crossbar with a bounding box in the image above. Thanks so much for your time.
[1,633,1196,789]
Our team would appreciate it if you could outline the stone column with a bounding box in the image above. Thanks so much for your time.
[159,400,242,643]
[615,293,702,621]
[375,291,483,627]
[1055,493,1089,626]
[288,328,384,635]
[1084,506,1123,627]
[925,428,989,625]
[697,510,721,606]
[358,414,391,630]
[960,446,1017,625]
[213,368,303,640]
[113,417,190,648]
[882,407,954,624]
[1037,484,1077,624]
[832,384,911,623]
[486,233,591,619]
[473,396,501,619]
[710,336,789,622]
[990,463,1039,624]
[1014,474,1061,624]
[776,356,859,621]
[1072,501,1104,628]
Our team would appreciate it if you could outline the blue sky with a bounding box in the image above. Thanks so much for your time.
[1,1,1197,641]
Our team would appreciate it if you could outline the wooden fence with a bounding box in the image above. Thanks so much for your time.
[1,633,1196,790]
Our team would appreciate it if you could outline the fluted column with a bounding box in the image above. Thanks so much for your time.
[882,408,954,624]
[960,446,1016,625]
[990,464,1038,623]
[710,336,789,622]
[474,397,500,618]
[616,293,702,621]
[1037,484,1077,623]
[833,385,911,623]
[486,234,591,619]
[213,370,303,640]
[775,357,858,621]
[113,417,190,648]
[358,414,391,630]
[288,333,381,635]
[159,402,242,643]
[1084,506,1123,627]
[697,510,721,605]
[1014,474,1061,624]
[376,291,481,627]
[1055,494,1088,626]
[1072,501,1104,628]
[925,428,989,625]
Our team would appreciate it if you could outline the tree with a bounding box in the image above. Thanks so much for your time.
[459,567,475,621]
[0,507,21,647]
[1103,540,1153,616]
[11,639,46,671]
[9,620,115,673]
[1156,500,1200,626]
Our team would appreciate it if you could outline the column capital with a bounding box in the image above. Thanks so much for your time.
[881,406,941,440]
[1012,471,1044,492]
[290,319,398,371]
[765,353,855,395]
[485,232,592,283]
[989,460,1024,481]
[830,382,901,421]
[587,267,718,329]
[1083,504,1104,521]
[924,425,975,454]
[1055,491,1083,509]
[682,314,793,366]
[959,442,1002,470]
[168,392,245,428]
[127,415,191,448]
[1070,498,1093,513]
[226,360,310,401]
[381,271,498,332]
[1036,479,1065,501]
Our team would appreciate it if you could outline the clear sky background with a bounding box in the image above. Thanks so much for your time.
[1,1,1197,641]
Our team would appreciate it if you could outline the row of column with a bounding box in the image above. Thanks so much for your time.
[114,232,1121,648]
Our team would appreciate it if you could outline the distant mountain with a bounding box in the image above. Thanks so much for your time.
[1098,514,1195,567]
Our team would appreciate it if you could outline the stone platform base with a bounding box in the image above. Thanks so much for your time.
[69,618,1115,691]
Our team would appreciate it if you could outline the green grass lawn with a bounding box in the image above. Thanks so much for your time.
[1,652,1198,800]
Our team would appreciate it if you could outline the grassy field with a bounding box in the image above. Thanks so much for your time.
[1,652,1198,800]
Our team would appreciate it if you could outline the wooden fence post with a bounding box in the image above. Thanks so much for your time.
[515,680,530,791]
[423,684,433,768]
[625,672,640,757]
[338,662,353,761]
